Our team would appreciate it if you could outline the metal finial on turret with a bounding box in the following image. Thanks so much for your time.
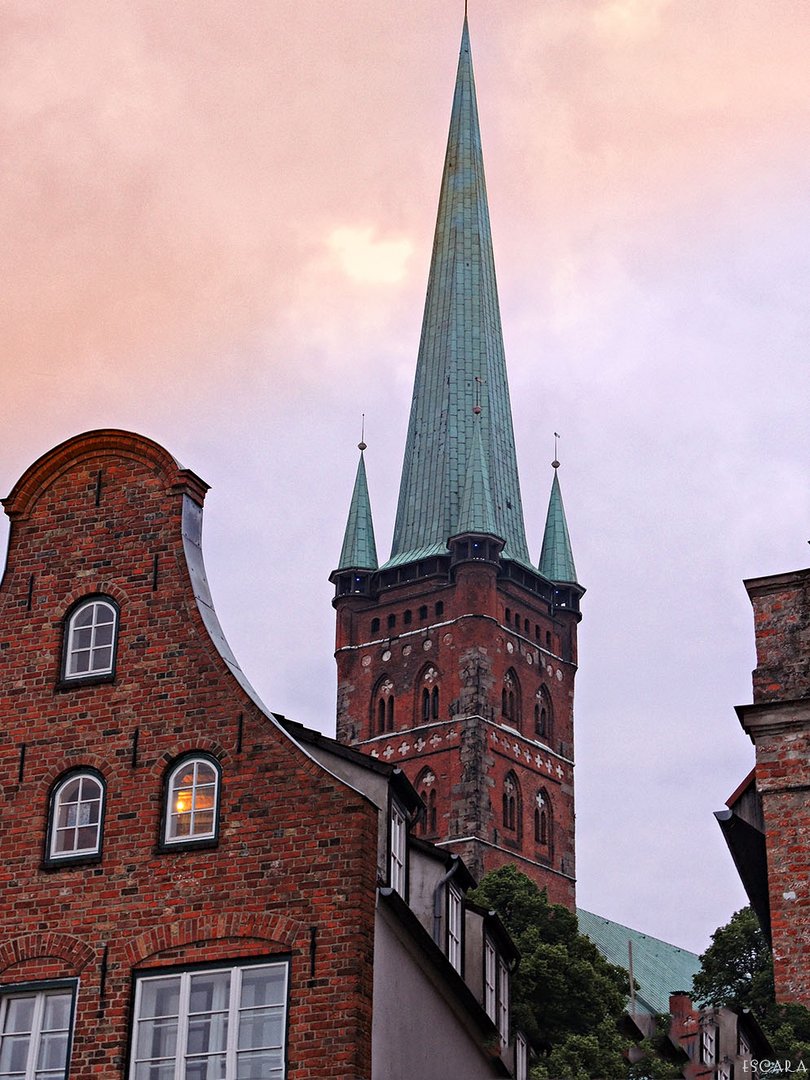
[359,414,367,452]
[552,431,560,469]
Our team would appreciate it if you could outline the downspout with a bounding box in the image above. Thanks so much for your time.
[433,855,461,946]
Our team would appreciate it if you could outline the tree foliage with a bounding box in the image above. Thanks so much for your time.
[694,907,810,1063]
[469,865,632,1077]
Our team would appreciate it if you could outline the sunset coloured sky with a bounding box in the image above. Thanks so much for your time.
[2,0,809,955]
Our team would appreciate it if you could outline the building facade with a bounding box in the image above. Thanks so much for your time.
[0,428,524,1078]
[331,18,583,907]
[717,566,810,1007]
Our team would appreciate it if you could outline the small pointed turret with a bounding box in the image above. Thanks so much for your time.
[336,444,378,572]
[387,16,530,568]
[539,462,578,585]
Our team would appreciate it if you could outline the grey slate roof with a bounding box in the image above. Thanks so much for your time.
[337,449,378,571]
[538,467,578,584]
[577,909,701,1017]
[386,18,531,569]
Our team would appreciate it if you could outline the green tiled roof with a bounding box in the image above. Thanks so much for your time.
[386,17,530,570]
[538,467,578,585]
[453,416,500,538]
[577,909,701,1017]
[336,449,378,571]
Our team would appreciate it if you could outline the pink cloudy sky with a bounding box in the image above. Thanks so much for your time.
[2,0,809,954]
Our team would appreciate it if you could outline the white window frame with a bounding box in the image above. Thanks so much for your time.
[389,801,406,894]
[164,757,220,845]
[0,984,75,1080]
[64,598,117,679]
[447,884,463,973]
[497,956,509,1047]
[130,961,288,1080]
[700,1021,716,1065]
[484,937,497,1020]
[49,771,104,860]
[515,1032,528,1080]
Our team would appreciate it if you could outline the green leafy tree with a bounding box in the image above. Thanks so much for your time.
[469,865,633,1078]
[694,907,810,1063]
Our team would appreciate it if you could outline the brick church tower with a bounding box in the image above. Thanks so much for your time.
[330,17,584,908]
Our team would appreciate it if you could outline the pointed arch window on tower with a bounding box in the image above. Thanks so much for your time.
[415,768,438,836]
[502,669,521,730]
[373,678,395,736]
[418,666,440,724]
[534,686,553,741]
[502,772,521,835]
[534,789,552,849]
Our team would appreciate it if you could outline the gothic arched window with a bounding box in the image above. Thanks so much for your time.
[417,666,440,725]
[502,772,521,834]
[416,768,438,836]
[502,669,521,730]
[534,685,553,741]
[534,789,552,849]
[373,677,395,737]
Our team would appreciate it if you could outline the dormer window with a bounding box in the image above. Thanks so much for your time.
[164,756,220,845]
[63,597,118,680]
[389,800,407,895]
[447,883,463,973]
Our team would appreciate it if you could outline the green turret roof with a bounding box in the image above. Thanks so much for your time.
[385,17,530,569]
[453,414,499,538]
[538,466,578,585]
[337,448,378,571]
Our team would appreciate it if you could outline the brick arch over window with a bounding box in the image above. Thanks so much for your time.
[371,675,395,736]
[122,912,304,969]
[534,685,553,741]
[415,664,441,724]
[501,668,522,731]
[534,788,553,850]
[502,771,522,837]
[415,767,438,837]
[0,933,96,977]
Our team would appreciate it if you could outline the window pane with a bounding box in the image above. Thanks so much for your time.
[138,979,180,1020]
[74,607,95,628]
[40,996,70,1034]
[91,646,112,670]
[240,969,285,1009]
[186,1016,228,1055]
[73,627,93,650]
[35,1032,68,1070]
[94,622,114,646]
[195,763,216,786]
[185,1056,227,1080]
[188,973,230,1015]
[193,786,216,811]
[237,1009,284,1050]
[0,1034,31,1072]
[3,997,35,1034]
[192,811,214,835]
[70,652,90,674]
[136,1019,178,1060]
[236,1050,285,1079]
[133,1065,175,1080]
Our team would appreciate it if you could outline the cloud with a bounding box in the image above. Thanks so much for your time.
[328,225,413,285]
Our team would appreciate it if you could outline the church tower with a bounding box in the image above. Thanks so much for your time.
[330,17,583,908]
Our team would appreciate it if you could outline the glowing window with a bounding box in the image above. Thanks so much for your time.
[50,771,104,859]
[64,598,117,679]
[165,758,220,844]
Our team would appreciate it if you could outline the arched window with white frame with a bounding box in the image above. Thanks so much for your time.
[63,596,118,680]
[48,770,105,860]
[164,756,220,845]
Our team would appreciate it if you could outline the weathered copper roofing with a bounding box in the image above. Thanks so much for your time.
[337,448,378,571]
[452,414,500,539]
[386,17,530,569]
[538,466,578,585]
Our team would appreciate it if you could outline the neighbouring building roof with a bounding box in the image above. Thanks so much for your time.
[386,17,530,570]
[577,909,701,1017]
[538,466,578,585]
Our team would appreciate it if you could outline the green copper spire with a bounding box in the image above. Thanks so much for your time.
[386,17,530,568]
[453,414,499,538]
[337,446,378,571]
[539,465,578,585]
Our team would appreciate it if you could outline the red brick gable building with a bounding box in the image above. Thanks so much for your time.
[0,428,525,1079]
